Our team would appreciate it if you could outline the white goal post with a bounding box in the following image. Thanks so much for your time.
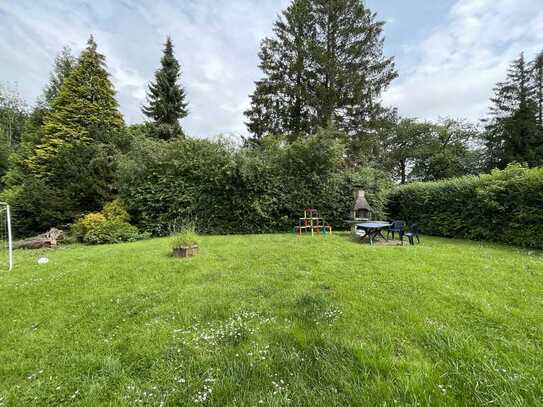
[0,202,13,272]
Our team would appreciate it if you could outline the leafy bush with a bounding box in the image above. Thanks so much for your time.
[84,219,142,244]
[170,225,200,248]
[71,199,147,244]
[102,199,130,223]
[118,131,391,235]
[71,212,106,241]
[387,164,543,248]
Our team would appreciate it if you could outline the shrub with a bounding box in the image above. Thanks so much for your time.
[387,164,543,248]
[71,212,106,241]
[102,199,130,223]
[84,219,143,244]
[71,199,147,244]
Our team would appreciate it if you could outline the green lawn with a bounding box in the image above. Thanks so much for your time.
[1,234,542,406]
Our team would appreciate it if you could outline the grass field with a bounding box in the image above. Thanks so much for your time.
[0,233,542,406]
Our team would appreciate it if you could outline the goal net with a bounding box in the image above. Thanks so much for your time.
[0,202,13,272]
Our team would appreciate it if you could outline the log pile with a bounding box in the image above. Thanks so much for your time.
[15,228,64,249]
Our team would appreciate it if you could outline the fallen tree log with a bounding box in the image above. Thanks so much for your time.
[15,228,64,250]
[15,239,53,250]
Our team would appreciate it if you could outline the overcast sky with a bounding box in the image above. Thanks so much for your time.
[1,0,543,138]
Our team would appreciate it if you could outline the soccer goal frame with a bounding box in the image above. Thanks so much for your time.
[0,202,13,272]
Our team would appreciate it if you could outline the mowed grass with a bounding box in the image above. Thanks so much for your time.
[0,233,542,406]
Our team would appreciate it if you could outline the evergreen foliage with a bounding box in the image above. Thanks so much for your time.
[0,86,28,189]
[484,52,543,168]
[3,20,542,242]
[44,46,76,105]
[3,137,123,237]
[533,51,543,128]
[142,37,189,140]
[3,47,77,190]
[1,37,125,236]
[245,0,397,160]
[28,36,124,175]
[387,164,543,249]
[245,0,316,141]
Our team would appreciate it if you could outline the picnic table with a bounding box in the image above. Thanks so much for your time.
[355,222,391,245]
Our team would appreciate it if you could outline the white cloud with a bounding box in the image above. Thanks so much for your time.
[383,0,543,122]
[2,0,542,137]
[0,0,286,137]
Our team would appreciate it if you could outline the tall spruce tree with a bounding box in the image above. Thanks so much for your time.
[245,0,397,151]
[484,53,541,168]
[142,37,188,140]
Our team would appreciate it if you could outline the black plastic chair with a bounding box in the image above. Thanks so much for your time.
[387,220,405,240]
[402,224,420,245]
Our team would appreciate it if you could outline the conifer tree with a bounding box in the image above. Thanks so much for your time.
[533,51,543,128]
[2,46,76,190]
[28,36,124,174]
[245,0,316,142]
[29,46,76,130]
[245,0,397,149]
[44,46,76,104]
[142,37,188,140]
[3,37,125,235]
[485,53,541,167]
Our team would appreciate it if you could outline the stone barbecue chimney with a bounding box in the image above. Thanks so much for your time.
[352,190,372,220]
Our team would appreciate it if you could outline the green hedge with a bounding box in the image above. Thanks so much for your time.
[118,133,391,235]
[387,165,543,248]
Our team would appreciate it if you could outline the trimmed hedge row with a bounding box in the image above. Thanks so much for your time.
[387,165,543,248]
